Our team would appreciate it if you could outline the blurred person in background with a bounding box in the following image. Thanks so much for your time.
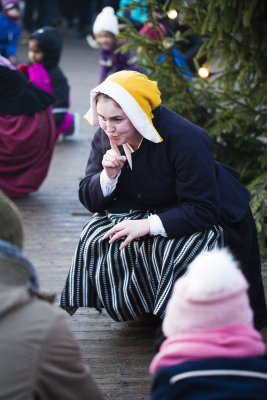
[0,0,21,64]
[23,0,57,33]
[92,6,140,82]
[0,55,58,198]
[18,26,80,139]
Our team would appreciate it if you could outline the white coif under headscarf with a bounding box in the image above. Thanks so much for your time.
[83,70,163,143]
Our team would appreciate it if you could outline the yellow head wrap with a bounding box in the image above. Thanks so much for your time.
[84,70,162,143]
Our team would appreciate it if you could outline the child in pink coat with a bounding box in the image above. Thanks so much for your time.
[18,26,79,140]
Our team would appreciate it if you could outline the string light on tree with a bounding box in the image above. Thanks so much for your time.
[167,9,178,20]
[198,66,210,78]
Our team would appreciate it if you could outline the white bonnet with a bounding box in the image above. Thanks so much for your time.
[93,7,119,36]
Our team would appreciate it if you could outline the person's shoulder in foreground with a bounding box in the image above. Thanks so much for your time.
[0,190,104,400]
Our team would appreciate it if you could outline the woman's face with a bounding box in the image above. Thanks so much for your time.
[28,39,44,64]
[96,96,142,150]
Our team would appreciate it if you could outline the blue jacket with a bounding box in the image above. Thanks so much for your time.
[79,105,250,238]
[118,0,148,23]
[151,357,267,400]
[0,14,20,58]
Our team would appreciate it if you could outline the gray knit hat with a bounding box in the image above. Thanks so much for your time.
[0,190,23,249]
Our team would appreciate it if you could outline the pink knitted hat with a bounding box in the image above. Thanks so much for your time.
[163,248,254,337]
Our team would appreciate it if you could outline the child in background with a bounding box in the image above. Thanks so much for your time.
[18,26,79,140]
[139,22,167,41]
[139,8,167,41]
[139,9,193,82]
[150,248,267,400]
[0,0,21,65]
[93,6,140,83]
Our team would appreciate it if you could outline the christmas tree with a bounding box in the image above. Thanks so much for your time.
[119,0,267,255]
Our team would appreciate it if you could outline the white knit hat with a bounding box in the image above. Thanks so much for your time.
[163,248,254,337]
[93,6,119,36]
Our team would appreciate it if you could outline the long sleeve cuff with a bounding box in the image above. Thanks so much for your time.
[100,169,120,197]
[148,214,168,237]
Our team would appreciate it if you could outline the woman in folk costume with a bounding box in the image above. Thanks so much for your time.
[0,56,57,199]
[60,70,267,330]
[150,248,267,400]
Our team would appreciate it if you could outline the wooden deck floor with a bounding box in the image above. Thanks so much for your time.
[13,32,267,400]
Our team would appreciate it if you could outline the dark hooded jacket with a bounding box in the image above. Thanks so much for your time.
[29,26,70,126]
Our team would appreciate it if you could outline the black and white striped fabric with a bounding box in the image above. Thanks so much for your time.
[60,210,225,321]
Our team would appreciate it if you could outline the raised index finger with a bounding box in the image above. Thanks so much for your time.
[109,136,120,155]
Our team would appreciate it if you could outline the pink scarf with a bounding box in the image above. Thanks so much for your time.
[150,324,266,375]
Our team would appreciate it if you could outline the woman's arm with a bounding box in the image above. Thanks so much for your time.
[108,130,220,247]
[157,130,220,237]
[79,129,125,212]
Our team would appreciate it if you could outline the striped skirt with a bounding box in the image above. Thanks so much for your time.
[60,210,225,321]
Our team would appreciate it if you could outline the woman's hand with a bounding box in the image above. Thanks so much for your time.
[103,219,150,250]
[102,137,126,179]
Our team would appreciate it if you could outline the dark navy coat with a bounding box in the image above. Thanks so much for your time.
[79,105,250,238]
[150,357,267,400]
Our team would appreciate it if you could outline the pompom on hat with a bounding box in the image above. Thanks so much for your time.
[93,6,119,36]
[83,70,163,143]
[163,248,254,337]
[1,0,20,12]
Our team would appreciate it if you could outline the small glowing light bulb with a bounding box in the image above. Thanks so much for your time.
[167,9,178,19]
[198,66,210,78]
